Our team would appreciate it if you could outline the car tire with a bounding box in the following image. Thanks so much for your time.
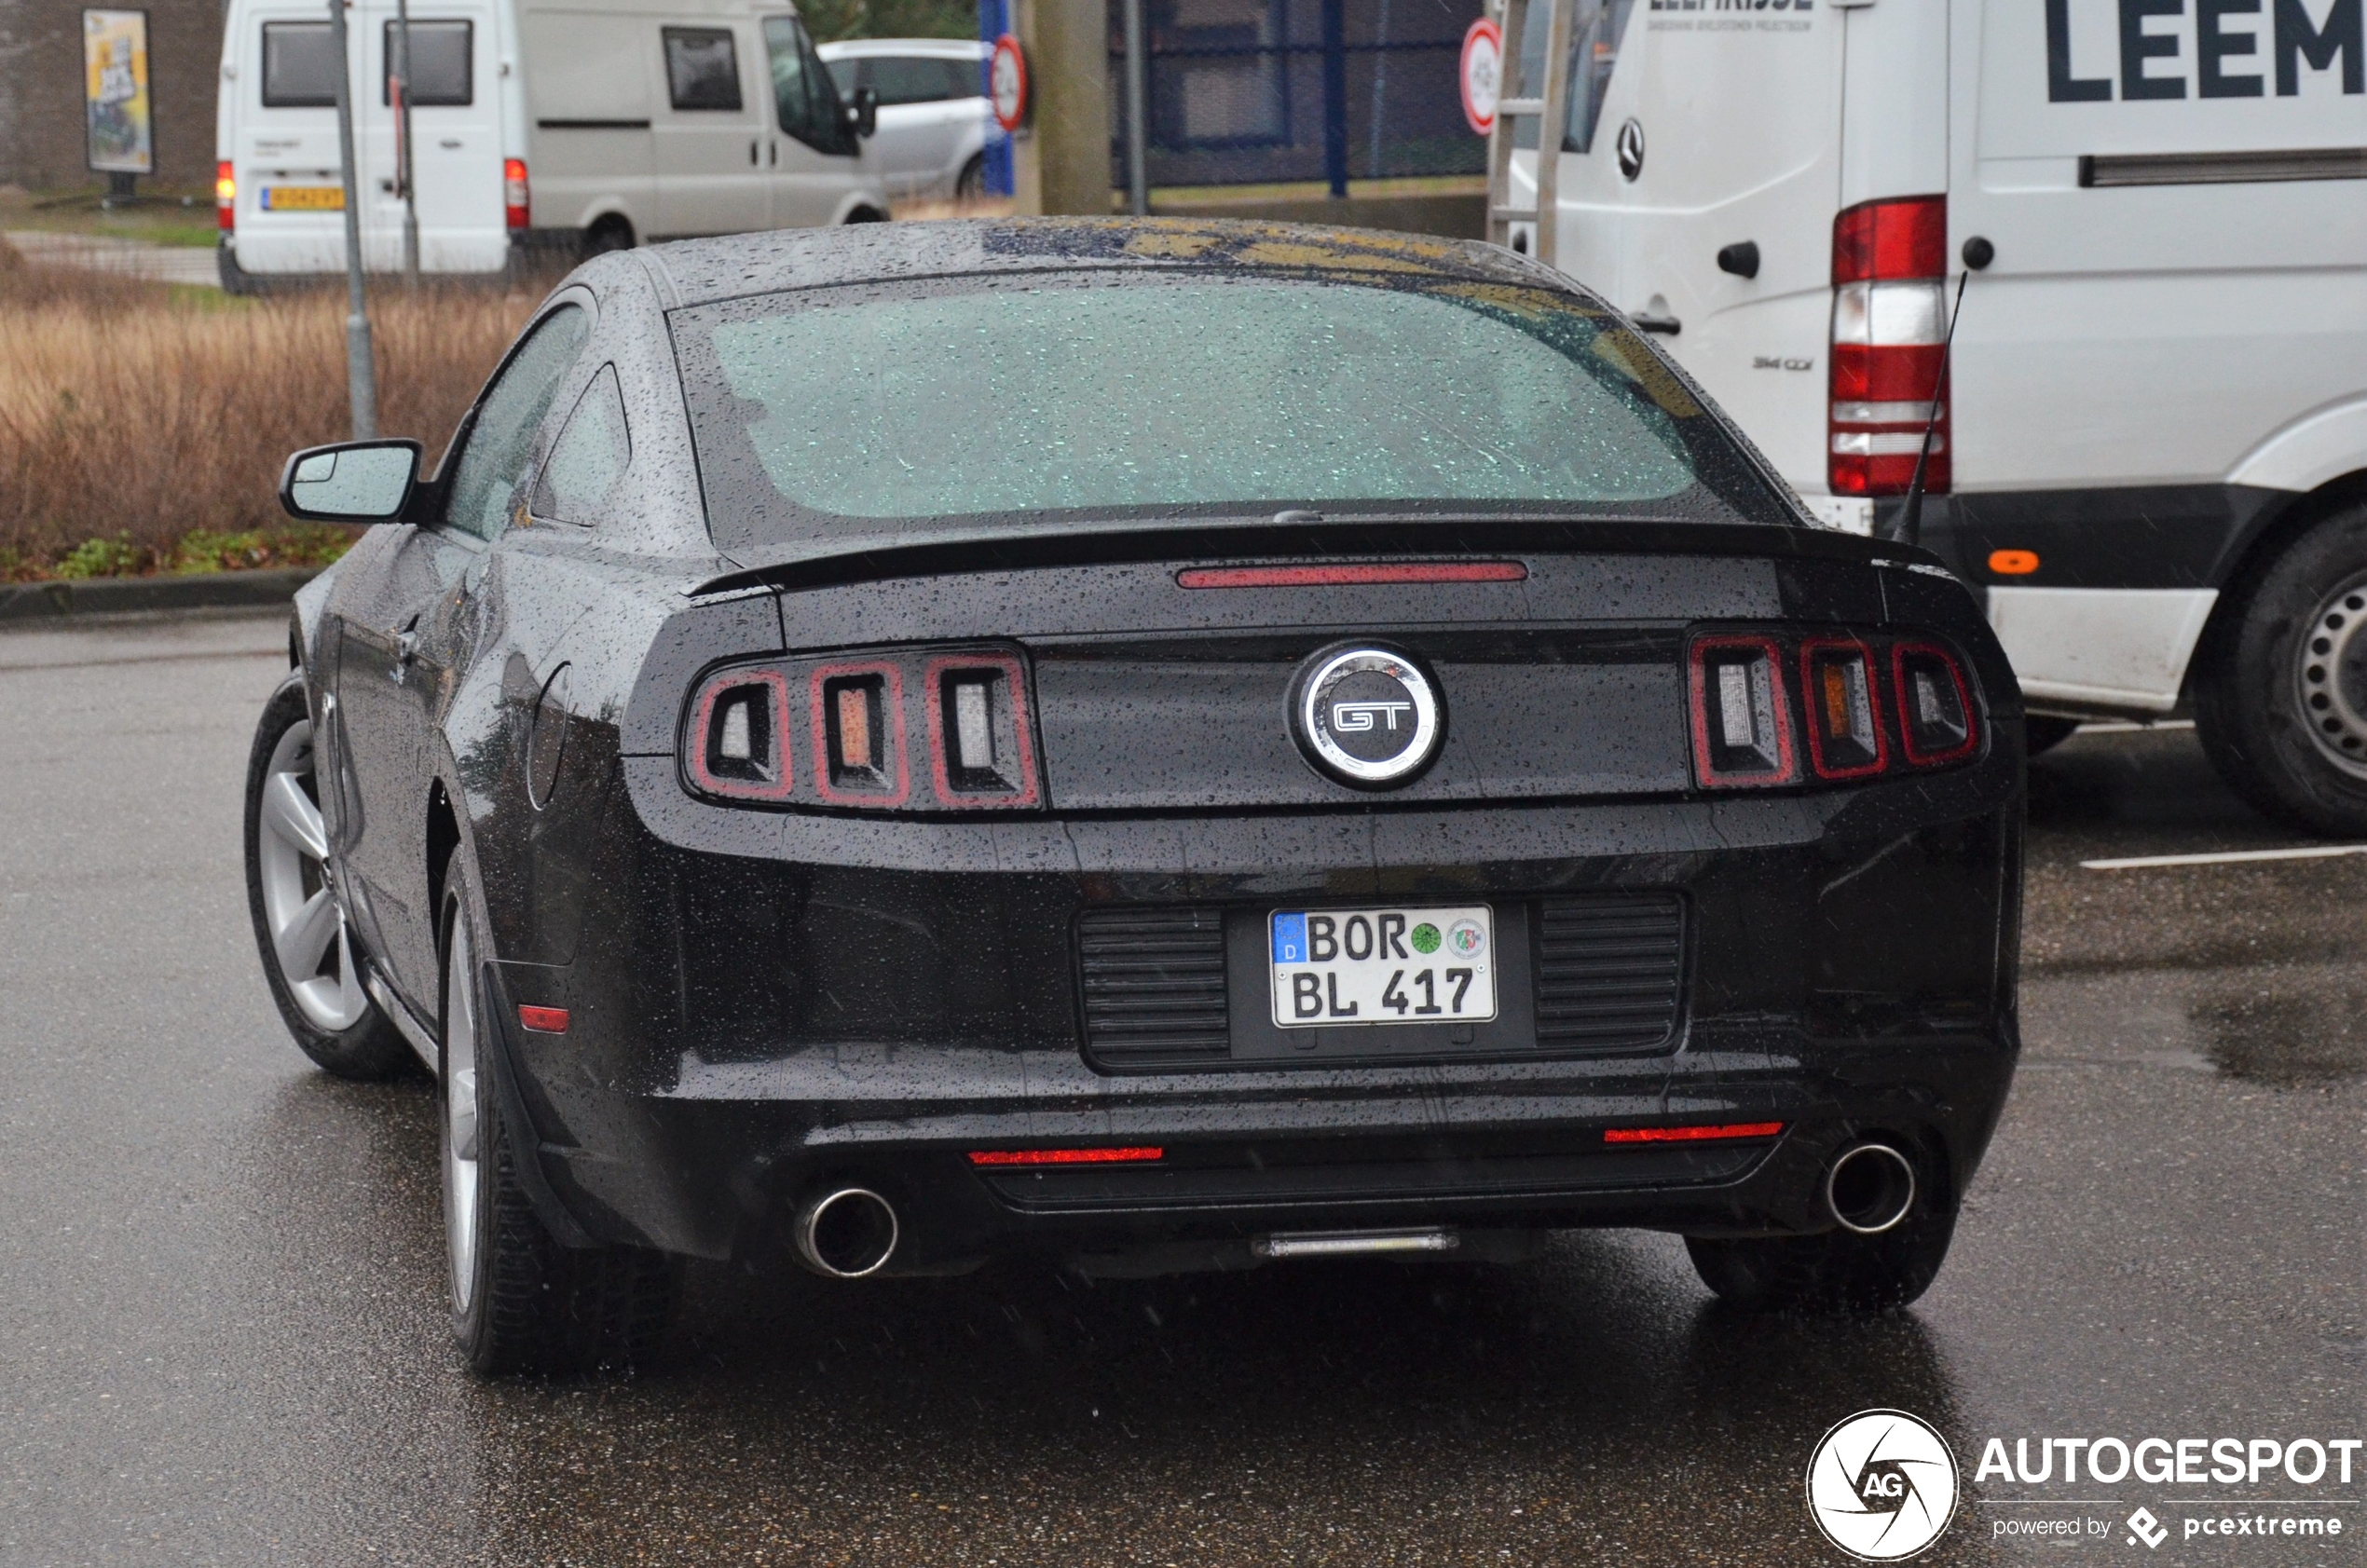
[2194,502,2367,837]
[2024,716,2081,756]
[955,154,986,202]
[438,860,675,1376]
[1684,1179,1957,1314]
[244,672,412,1080]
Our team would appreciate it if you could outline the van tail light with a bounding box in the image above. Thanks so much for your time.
[1691,629,1979,789]
[1799,637,1887,780]
[924,653,1040,808]
[503,158,530,230]
[1893,642,1980,766]
[216,161,236,231]
[1688,635,1798,787]
[1829,196,1949,498]
[684,668,794,801]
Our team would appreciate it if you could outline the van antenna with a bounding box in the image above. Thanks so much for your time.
[1895,268,1969,549]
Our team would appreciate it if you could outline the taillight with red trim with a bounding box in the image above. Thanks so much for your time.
[684,667,794,801]
[216,160,237,231]
[1688,635,1797,787]
[1799,636,1887,780]
[1893,642,1980,766]
[1829,196,1948,498]
[924,652,1039,808]
[684,646,1041,813]
[503,157,529,230]
[1689,629,1981,789]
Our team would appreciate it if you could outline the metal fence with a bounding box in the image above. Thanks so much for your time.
[1109,0,1486,193]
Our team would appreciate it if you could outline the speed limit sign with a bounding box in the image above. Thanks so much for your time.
[990,34,1029,132]
[1459,18,1503,137]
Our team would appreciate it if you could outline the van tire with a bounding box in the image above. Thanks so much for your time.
[581,217,635,259]
[2195,502,2367,837]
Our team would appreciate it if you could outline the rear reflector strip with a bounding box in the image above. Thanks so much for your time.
[1178,562,1527,589]
[1603,1122,1784,1144]
[966,1147,1164,1166]
[518,1006,569,1033]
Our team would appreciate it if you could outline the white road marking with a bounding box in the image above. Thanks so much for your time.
[2082,844,2367,870]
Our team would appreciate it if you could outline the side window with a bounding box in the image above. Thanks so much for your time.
[664,27,743,111]
[870,56,951,105]
[822,55,859,102]
[443,305,593,541]
[764,16,855,155]
[531,365,631,525]
[381,20,473,107]
[943,57,982,101]
[261,22,339,108]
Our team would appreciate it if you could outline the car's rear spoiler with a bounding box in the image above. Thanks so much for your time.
[686,514,1950,599]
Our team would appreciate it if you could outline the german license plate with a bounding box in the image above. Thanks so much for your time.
[260,185,344,211]
[1269,906,1497,1029]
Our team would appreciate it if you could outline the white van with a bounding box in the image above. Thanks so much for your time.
[215,0,887,287]
[818,37,989,201]
[1501,0,2367,831]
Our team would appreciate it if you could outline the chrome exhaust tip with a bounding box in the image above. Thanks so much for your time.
[794,1187,899,1278]
[1825,1143,1917,1235]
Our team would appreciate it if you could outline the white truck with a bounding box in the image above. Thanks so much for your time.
[1498,0,2367,832]
[215,0,887,288]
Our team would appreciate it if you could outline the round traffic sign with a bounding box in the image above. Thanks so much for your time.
[990,34,1028,133]
[1460,18,1503,136]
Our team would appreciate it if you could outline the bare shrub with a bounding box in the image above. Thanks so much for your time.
[0,266,540,570]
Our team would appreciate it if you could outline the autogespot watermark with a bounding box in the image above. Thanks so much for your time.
[1973,1435,2360,1549]
[1807,1413,2364,1558]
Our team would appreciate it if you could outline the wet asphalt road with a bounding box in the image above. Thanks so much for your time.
[2,614,2360,1568]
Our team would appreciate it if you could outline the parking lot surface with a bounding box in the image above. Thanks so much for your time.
[2,614,2359,1566]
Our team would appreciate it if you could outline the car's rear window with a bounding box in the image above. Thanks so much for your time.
[671,270,1789,553]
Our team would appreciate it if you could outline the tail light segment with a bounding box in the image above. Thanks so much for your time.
[216,161,236,231]
[1829,196,1949,498]
[1689,629,1981,791]
[685,647,1040,813]
[503,158,530,231]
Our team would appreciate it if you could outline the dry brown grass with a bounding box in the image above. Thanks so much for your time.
[0,253,544,574]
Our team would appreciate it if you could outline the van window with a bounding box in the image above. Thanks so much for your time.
[664,28,743,111]
[764,17,855,155]
[381,20,472,107]
[444,305,594,542]
[261,22,339,109]
[532,366,631,525]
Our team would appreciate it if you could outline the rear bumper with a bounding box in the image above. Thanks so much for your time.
[499,1013,2015,1275]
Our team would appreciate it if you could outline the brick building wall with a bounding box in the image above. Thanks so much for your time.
[0,0,225,190]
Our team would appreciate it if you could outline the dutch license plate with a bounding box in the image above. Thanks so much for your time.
[261,185,344,211]
[1269,906,1497,1029]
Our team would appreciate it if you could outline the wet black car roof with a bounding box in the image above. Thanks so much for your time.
[633,216,1568,308]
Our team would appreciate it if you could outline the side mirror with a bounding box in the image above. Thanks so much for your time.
[844,85,879,140]
[279,440,422,523]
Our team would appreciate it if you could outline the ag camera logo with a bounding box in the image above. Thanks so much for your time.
[1807,1410,1960,1561]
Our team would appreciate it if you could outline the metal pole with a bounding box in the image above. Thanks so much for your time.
[1320,0,1348,198]
[327,0,377,440]
[394,0,419,280]
[1122,0,1148,216]
[1367,0,1390,186]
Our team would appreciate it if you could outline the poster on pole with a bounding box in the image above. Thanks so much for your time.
[83,9,154,175]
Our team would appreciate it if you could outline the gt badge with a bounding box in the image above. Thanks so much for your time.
[1290,644,1444,788]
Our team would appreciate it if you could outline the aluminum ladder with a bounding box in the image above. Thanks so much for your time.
[1485,0,1575,268]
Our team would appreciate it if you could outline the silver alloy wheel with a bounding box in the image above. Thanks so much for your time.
[442,907,482,1315]
[2293,579,2367,779]
[254,719,370,1031]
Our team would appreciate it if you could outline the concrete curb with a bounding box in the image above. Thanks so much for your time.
[0,566,321,623]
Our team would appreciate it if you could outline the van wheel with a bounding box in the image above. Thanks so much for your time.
[581,218,634,259]
[2195,502,2367,837]
[843,206,888,225]
[439,860,676,1376]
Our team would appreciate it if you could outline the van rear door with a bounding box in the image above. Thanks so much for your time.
[359,1,504,271]
[1531,0,1844,492]
[233,6,354,274]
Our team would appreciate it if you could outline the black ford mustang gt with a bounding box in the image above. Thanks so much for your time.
[242,218,2023,1374]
